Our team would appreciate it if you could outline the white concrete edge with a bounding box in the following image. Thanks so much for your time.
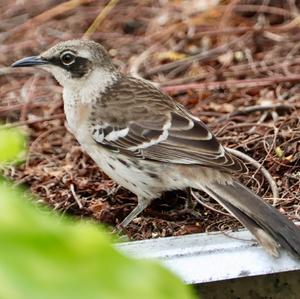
[116,228,300,284]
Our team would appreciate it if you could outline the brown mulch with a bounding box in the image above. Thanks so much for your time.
[1,0,299,240]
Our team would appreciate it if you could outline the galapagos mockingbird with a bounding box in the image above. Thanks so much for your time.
[12,40,300,258]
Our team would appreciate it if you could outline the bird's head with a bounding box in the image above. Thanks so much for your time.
[11,40,117,88]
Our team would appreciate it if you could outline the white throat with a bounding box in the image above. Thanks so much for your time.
[61,68,118,138]
[64,68,117,104]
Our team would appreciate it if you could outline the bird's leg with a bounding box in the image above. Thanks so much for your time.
[118,197,153,228]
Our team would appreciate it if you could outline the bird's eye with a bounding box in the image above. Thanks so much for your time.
[60,52,75,65]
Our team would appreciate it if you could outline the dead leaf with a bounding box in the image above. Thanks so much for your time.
[275,146,284,159]
[156,51,186,62]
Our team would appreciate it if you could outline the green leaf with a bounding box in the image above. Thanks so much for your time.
[0,127,27,163]
[0,180,195,299]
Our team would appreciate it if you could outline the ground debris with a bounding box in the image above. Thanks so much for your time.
[1,0,299,240]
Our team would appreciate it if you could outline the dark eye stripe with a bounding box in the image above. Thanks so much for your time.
[47,55,92,78]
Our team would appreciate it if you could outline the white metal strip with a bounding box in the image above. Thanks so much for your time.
[116,229,300,284]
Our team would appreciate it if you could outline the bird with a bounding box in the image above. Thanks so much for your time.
[12,39,300,258]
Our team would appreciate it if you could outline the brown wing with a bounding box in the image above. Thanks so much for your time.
[90,76,246,173]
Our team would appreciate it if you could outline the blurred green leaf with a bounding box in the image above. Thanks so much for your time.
[0,180,195,299]
[0,124,195,299]
[0,127,26,163]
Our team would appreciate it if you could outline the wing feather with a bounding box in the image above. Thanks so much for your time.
[89,76,247,173]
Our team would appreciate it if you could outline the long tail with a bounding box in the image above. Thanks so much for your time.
[201,180,300,258]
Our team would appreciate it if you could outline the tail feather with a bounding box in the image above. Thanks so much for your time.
[201,180,300,258]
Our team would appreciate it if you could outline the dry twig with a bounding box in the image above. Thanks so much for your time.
[226,147,279,203]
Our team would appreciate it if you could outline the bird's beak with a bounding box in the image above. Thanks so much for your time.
[11,56,48,68]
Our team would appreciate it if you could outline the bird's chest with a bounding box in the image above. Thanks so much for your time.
[63,88,93,144]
